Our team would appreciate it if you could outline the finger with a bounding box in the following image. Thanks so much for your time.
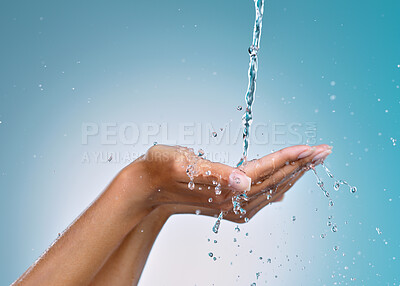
[274,193,285,202]
[216,171,305,224]
[244,169,305,211]
[244,144,331,181]
[243,170,306,221]
[247,147,332,196]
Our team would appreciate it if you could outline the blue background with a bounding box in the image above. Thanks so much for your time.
[0,0,399,285]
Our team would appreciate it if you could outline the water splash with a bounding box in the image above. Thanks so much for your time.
[212,211,224,234]
[321,162,357,194]
[334,179,357,193]
[321,162,333,178]
[238,0,265,167]
[232,192,249,215]
[311,166,330,198]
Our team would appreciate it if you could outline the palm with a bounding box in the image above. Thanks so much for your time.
[142,144,332,223]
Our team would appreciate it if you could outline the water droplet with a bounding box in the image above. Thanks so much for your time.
[327,221,332,227]
[350,186,357,193]
[195,209,201,215]
[330,95,336,101]
[188,181,195,190]
[331,225,338,232]
[208,252,213,257]
[205,170,211,176]
[208,197,213,203]
[334,181,340,191]
[267,258,272,263]
[292,216,296,221]
[215,184,222,195]
[212,131,217,137]
[186,165,194,174]
[198,149,205,156]
[320,233,326,238]
[213,257,217,261]
[244,217,249,223]
[237,105,243,111]
[235,225,240,232]
[329,200,334,207]
[333,246,339,251]
[376,227,382,235]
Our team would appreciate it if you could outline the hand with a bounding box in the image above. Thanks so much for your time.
[12,143,332,286]
[123,144,332,222]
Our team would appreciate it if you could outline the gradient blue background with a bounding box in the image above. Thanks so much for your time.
[0,0,399,285]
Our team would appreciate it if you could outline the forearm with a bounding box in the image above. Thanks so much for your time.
[89,206,171,286]
[13,166,150,286]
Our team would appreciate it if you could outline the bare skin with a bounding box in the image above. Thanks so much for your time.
[12,144,332,286]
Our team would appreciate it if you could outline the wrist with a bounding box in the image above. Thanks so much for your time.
[111,159,155,222]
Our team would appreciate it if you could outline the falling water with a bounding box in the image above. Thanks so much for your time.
[237,0,265,167]
[215,0,265,231]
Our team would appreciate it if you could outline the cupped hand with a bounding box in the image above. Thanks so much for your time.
[124,144,332,223]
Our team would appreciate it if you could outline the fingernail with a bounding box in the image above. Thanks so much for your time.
[312,149,332,163]
[297,147,316,159]
[229,170,251,192]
